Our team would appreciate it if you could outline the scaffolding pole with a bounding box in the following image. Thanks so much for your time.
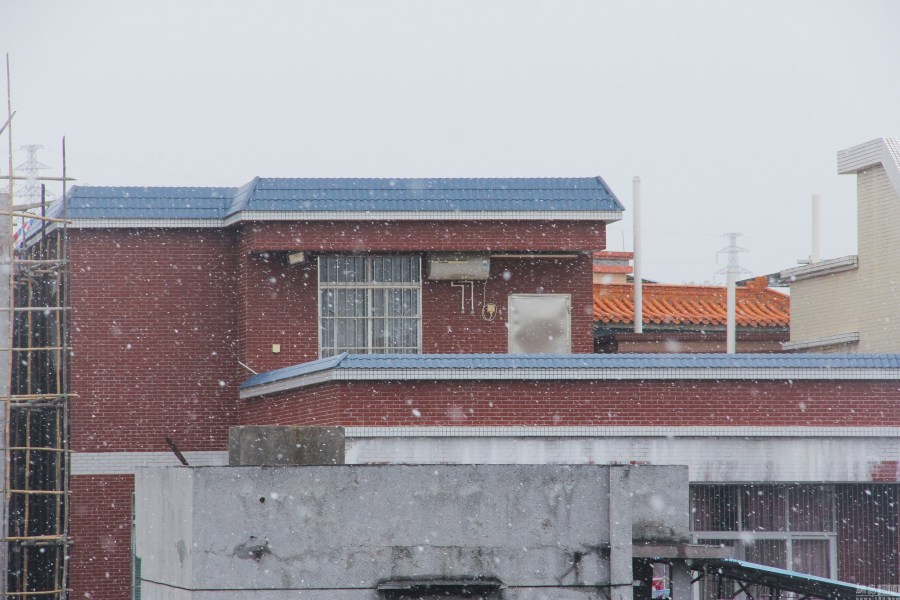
[1,55,71,600]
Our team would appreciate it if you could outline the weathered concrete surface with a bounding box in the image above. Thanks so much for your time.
[228,426,345,466]
[628,465,690,544]
[344,434,898,482]
[608,467,633,600]
[136,467,194,591]
[135,464,690,599]
[138,583,614,599]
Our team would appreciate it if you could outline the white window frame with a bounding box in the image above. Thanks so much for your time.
[317,255,423,357]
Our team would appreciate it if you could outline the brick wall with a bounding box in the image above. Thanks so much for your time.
[238,251,595,371]
[69,229,242,453]
[70,474,134,600]
[423,255,594,354]
[238,249,319,369]
[241,383,339,426]
[241,379,900,428]
[67,219,602,598]
[241,220,605,253]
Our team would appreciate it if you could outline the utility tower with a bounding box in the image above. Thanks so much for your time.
[716,233,751,283]
[14,145,51,207]
[716,233,752,354]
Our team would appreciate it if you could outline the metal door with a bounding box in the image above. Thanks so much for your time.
[507,293,571,353]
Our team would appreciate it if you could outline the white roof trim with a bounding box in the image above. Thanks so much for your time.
[224,210,623,225]
[779,255,858,281]
[239,364,900,399]
[67,210,623,229]
[782,331,860,351]
[344,425,900,438]
[837,137,900,197]
[68,218,221,229]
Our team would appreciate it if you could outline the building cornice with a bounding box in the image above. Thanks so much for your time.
[782,331,860,352]
[779,255,858,282]
[837,137,900,197]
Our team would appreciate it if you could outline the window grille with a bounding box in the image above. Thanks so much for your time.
[318,255,421,357]
[692,483,900,591]
[691,485,837,579]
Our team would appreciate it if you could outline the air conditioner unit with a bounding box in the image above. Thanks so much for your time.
[426,253,491,280]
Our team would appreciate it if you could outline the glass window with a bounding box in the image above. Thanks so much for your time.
[318,255,421,357]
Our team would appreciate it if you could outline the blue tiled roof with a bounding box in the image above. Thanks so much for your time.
[59,186,235,220]
[239,353,900,391]
[229,177,623,215]
[241,353,347,390]
[59,177,623,221]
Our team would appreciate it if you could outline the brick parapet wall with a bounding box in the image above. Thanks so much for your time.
[240,379,900,428]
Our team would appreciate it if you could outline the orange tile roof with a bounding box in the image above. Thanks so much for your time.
[594,276,790,328]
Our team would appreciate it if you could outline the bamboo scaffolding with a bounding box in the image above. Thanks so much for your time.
[2,56,71,596]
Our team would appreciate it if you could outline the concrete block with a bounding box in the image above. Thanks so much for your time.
[228,426,345,466]
[135,464,697,598]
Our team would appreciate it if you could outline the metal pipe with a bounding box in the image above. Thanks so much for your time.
[632,176,643,334]
[811,194,821,263]
[726,268,736,354]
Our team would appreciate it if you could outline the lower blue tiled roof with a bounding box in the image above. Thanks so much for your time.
[239,353,900,395]
[55,186,235,220]
[335,353,900,370]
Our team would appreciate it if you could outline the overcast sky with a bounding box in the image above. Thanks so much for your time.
[3,1,899,284]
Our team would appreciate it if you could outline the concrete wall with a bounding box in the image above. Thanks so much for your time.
[784,269,859,349]
[789,165,900,352]
[135,464,689,599]
[855,166,900,351]
[344,433,900,483]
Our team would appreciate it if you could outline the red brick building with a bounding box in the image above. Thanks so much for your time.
[50,177,898,599]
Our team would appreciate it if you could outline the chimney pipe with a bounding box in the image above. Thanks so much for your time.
[726,267,736,354]
[632,176,643,334]
[811,194,821,263]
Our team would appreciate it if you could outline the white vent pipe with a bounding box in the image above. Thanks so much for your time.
[726,267,736,354]
[632,176,642,334]
[811,194,821,263]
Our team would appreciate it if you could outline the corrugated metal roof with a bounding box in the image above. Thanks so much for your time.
[60,177,623,221]
[692,558,900,600]
[239,353,900,390]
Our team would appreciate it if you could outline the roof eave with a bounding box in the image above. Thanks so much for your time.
[238,353,900,400]
[64,210,624,229]
[779,255,858,282]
